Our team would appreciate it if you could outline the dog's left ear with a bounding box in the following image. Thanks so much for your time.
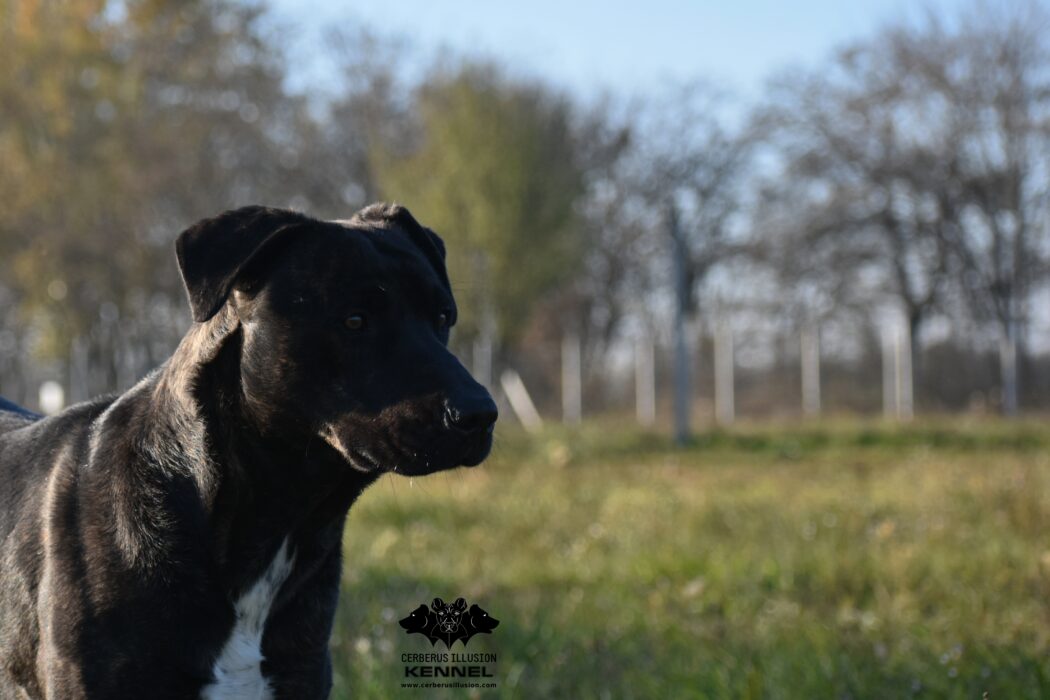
[353,202,449,285]
[175,206,311,322]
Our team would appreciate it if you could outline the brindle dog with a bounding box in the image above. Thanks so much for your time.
[0,203,497,699]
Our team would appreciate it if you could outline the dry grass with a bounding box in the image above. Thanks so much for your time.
[328,419,1050,698]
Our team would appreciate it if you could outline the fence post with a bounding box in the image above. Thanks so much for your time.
[897,325,913,420]
[472,252,496,391]
[801,323,821,417]
[500,369,543,433]
[473,336,492,391]
[882,322,913,420]
[714,324,735,426]
[38,380,65,415]
[882,325,896,418]
[561,330,582,425]
[635,331,656,427]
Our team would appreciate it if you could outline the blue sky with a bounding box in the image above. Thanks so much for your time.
[267,0,962,99]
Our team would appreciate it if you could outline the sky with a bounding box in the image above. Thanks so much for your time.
[260,0,1050,353]
[267,0,962,100]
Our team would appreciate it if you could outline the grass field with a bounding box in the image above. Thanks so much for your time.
[328,419,1050,698]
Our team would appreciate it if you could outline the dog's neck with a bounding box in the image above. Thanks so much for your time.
[135,306,375,585]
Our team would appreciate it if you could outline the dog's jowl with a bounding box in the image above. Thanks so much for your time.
[0,204,497,699]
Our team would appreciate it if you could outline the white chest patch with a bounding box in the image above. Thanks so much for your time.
[202,538,295,700]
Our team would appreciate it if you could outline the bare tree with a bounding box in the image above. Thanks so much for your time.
[562,99,651,370]
[757,39,954,393]
[633,83,753,441]
[757,3,1050,414]
[891,5,1050,414]
[303,27,416,216]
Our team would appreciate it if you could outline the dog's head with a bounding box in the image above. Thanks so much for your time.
[466,604,499,634]
[431,597,467,633]
[399,604,433,633]
[174,203,497,476]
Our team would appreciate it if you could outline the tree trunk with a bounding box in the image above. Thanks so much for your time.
[669,202,691,445]
[999,317,1019,416]
[908,309,923,411]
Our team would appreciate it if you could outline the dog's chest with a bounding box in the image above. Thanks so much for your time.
[201,538,295,700]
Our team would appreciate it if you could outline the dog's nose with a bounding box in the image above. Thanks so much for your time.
[444,396,498,434]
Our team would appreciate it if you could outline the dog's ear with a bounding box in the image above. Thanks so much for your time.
[353,202,449,285]
[453,598,467,612]
[432,598,445,611]
[175,206,311,322]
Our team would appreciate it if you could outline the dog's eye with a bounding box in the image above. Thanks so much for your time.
[345,314,366,331]
[437,310,453,329]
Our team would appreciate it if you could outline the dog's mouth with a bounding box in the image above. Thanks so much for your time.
[321,422,493,476]
[388,427,493,476]
[451,426,494,467]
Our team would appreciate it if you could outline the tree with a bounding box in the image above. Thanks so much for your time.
[633,83,753,441]
[297,26,415,217]
[372,62,585,359]
[758,3,1050,414]
[0,0,311,397]
[890,5,1050,414]
[546,99,640,368]
[757,37,955,393]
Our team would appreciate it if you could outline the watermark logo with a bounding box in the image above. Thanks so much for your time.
[398,597,500,690]
[399,597,499,649]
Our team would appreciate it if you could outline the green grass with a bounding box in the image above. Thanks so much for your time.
[329,419,1050,698]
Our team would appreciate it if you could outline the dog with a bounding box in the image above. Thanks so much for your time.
[0,203,497,699]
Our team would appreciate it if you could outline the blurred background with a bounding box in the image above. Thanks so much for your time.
[4,0,1050,423]
[3,1,1050,697]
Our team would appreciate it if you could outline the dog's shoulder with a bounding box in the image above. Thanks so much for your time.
[0,396,115,443]
[0,396,116,498]
[0,411,32,436]
[0,396,40,435]
[0,396,117,558]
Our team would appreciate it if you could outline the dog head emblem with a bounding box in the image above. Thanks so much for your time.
[399,597,498,649]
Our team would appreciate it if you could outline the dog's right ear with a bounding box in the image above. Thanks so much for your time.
[432,598,446,611]
[175,206,311,322]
